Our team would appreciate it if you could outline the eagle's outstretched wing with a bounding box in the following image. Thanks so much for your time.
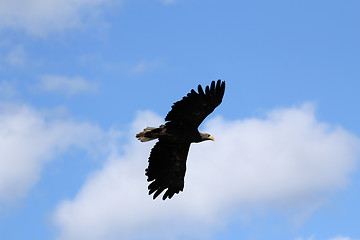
[165,80,225,129]
[144,80,226,200]
[146,140,190,200]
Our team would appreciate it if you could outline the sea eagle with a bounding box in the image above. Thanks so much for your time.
[136,80,225,200]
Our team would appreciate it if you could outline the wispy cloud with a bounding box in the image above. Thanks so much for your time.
[5,45,26,66]
[328,236,352,240]
[296,236,353,240]
[38,75,98,95]
[161,0,180,5]
[0,81,18,99]
[0,102,106,203]
[53,103,360,240]
[294,236,315,240]
[131,59,163,74]
[0,44,26,69]
[0,0,119,35]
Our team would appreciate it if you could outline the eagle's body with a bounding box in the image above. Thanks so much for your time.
[136,80,225,200]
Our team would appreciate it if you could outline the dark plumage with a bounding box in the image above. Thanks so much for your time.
[136,80,225,200]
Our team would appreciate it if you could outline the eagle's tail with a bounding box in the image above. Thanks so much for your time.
[136,127,162,142]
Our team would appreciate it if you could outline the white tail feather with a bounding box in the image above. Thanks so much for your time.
[138,136,156,142]
[136,127,158,142]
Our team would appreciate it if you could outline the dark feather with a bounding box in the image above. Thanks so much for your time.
[145,140,191,200]
[165,80,225,129]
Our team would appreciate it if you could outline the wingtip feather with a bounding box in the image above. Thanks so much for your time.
[210,81,215,96]
[205,85,210,95]
[198,84,204,95]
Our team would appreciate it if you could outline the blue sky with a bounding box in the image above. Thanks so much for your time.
[0,0,360,239]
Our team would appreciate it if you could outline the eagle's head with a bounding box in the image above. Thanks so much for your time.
[199,132,215,142]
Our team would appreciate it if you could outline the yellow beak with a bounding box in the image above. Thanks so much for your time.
[208,135,215,141]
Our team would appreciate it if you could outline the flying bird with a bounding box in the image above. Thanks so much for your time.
[136,80,225,200]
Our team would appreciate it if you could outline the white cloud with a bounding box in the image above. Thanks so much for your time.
[0,102,106,202]
[53,103,360,240]
[0,0,116,35]
[38,75,98,95]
